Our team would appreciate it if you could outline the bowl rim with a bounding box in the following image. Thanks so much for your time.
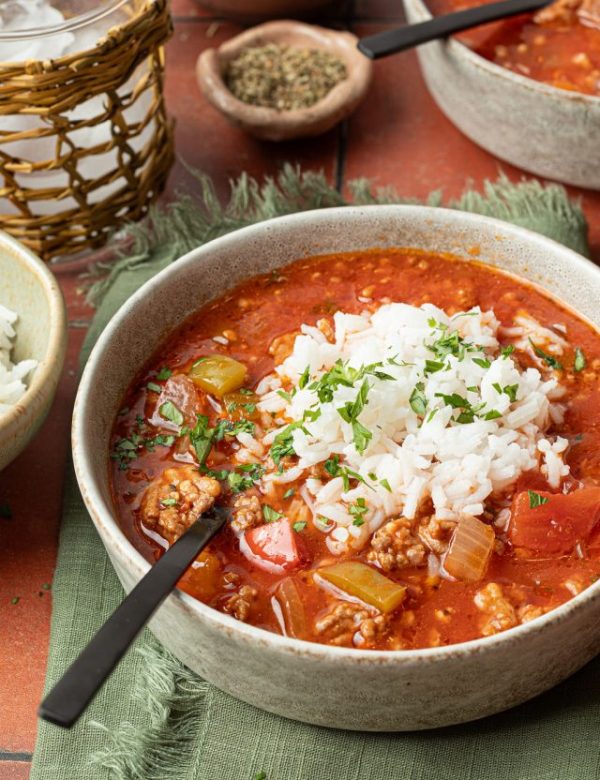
[0,230,66,437]
[405,0,600,106]
[73,204,600,666]
[196,20,373,132]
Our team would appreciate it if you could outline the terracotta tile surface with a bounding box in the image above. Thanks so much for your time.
[3,4,600,778]
[0,762,32,780]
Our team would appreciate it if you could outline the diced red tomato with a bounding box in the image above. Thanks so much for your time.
[245,520,304,572]
[509,487,600,555]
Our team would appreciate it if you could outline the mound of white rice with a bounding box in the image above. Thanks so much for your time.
[255,302,569,555]
[0,303,37,416]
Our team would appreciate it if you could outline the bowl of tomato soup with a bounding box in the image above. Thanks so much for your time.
[403,0,600,189]
[73,206,600,730]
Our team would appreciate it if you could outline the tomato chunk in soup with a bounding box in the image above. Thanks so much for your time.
[110,248,600,650]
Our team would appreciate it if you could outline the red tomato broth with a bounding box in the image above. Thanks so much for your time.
[110,248,600,650]
[427,0,600,96]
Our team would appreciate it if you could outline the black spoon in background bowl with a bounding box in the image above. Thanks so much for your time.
[357,0,552,59]
[38,506,228,729]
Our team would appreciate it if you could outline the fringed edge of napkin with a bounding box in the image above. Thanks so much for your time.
[85,164,589,310]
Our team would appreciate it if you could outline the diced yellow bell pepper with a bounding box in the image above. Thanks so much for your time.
[189,355,247,397]
[318,561,406,613]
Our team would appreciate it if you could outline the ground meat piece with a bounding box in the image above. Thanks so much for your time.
[269,331,298,365]
[358,615,390,644]
[474,583,518,636]
[417,515,455,555]
[534,0,580,24]
[315,602,391,647]
[518,604,546,623]
[140,466,221,544]
[222,585,257,622]
[579,0,600,25]
[367,517,426,571]
[315,602,369,646]
[231,493,262,532]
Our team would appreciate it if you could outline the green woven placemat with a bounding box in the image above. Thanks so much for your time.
[32,167,600,780]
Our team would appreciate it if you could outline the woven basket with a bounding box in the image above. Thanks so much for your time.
[0,0,174,262]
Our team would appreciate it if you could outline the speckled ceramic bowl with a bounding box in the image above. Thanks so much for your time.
[0,232,67,472]
[73,206,600,731]
[403,0,600,190]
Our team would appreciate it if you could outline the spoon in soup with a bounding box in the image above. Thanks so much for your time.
[38,506,228,728]
[358,0,553,59]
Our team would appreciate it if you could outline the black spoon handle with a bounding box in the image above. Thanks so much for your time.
[38,507,227,728]
[358,0,551,59]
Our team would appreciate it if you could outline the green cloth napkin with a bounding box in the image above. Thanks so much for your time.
[32,167,599,780]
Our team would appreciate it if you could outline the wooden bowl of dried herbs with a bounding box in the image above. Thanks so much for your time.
[196,21,373,141]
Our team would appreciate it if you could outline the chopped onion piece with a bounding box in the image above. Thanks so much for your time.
[276,578,307,638]
[444,515,495,582]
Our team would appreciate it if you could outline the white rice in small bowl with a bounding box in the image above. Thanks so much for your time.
[0,231,66,472]
[0,303,38,416]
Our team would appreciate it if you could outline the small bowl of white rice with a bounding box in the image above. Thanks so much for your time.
[0,232,66,472]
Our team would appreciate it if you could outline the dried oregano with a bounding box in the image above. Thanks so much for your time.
[225,43,348,111]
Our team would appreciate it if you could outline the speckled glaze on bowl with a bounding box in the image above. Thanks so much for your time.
[403,0,600,190]
[73,207,600,731]
[0,231,66,472]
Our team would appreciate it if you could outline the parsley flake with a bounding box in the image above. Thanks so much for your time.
[528,490,549,509]
[529,339,563,370]
[574,347,586,372]
[159,401,184,427]
[263,505,283,523]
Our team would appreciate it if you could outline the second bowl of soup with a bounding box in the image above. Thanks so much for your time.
[403,0,600,189]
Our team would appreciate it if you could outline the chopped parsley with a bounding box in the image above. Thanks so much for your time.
[159,400,184,427]
[156,367,172,381]
[483,409,502,421]
[283,488,295,499]
[472,357,491,369]
[409,382,427,416]
[270,421,306,466]
[146,381,162,394]
[574,347,586,372]
[529,339,563,370]
[11,596,19,605]
[263,504,283,523]
[189,415,214,465]
[227,464,265,493]
[298,366,310,389]
[501,344,515,358]
[528,490,549,509]
[427,325,477,361]
[379,478,392,492]
[492,383,518,402]
[293,521,307,532]
[424,359,445,374]
[323,455,366,490]
[349,497,368,526]
[111,427,176,469]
